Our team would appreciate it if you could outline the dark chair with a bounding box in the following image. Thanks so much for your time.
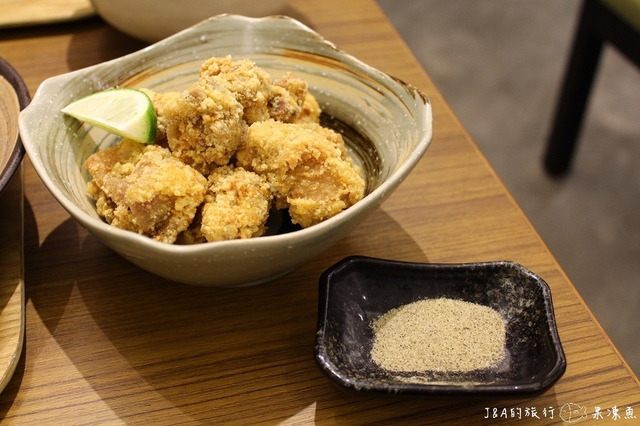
[543,0,640,177]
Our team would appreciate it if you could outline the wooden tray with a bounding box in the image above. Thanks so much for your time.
[0,168,24,393]
[0,0,95,28]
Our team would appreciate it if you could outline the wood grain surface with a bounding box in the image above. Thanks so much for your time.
[0,0,639,424]
[0,0,94,28]
[0,169,24,394]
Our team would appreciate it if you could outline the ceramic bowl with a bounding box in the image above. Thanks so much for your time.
[19,15,433,287]
[315,256,566,396]
[90,0,288,42]
[0,58,29,198]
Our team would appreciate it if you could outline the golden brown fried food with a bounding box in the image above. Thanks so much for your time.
[200,56,273,124]
[85,56,365,244]
[176,209,206,245]
[85,139,146,227]
[292,93,322,124]
[200,165,272,242]
[85,139,207,244]
[84,136,145,188]
[236,120,365,228]
[268,72,308,123]
[162,79,246,175]
[140,88,180,145]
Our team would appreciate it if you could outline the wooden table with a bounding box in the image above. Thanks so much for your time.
[1,0,639,423]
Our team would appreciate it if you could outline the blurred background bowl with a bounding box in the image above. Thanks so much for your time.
[19,15,432,286]
[0,58,29,199]
[90,0,288,42]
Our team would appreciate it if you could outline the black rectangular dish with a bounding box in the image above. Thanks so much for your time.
[314,256,566,397]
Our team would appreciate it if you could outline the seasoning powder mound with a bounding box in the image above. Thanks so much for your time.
[370,298,506,373]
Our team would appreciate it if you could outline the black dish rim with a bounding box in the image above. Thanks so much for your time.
[314,255,567,397]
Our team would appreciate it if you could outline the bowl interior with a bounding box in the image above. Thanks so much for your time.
[19,16,432,286]
[21,15,431,234]
[315,256,566,396]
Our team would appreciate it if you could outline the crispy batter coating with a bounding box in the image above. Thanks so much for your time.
[268,73,308,123]
[200,165,272,242]
[151,60,317,177]
[84,136,145,189]
[293,93,322,124]
[236,120,365,228]
[140,88,180,145]
[85,139,207,243]
[200,56,273,124]
[162,79,246,175]
[176,209,206,245]
[85,56,365,244]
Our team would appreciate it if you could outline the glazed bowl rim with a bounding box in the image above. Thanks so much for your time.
[19,14,433,256]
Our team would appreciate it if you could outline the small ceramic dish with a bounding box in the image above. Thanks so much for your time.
[315,256,566,396]
[19,15,433,286]
[0,58,29,198]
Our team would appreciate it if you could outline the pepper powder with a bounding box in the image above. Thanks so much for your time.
[370,298,506,373]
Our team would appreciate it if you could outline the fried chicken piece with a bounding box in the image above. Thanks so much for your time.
[85,139,207,244]
[200,165,272,242]
[85,139,146,227]
[268,73,308,123]
[176,209,207,245]
[157,58,318,177]
[140,88,181,145]
[291,93,321,124]
[236,120,365,228]
[200,56,273,124]
[84,137,145,187]
[85,57,349,245]
[162,78,246,175]
[199,58,316,125]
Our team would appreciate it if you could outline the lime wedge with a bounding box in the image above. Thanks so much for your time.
[62,88,157,144]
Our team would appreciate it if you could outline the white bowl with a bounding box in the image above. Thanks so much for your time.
[19,15,433,287]
[90,0,288,42]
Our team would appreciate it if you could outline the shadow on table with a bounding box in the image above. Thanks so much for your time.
[66,17,148,72]
[19,205,451,423]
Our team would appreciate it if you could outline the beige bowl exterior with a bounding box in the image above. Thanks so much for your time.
[91,0,288,42]
[19,15,432,286]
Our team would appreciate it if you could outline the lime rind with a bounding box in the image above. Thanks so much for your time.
[62,88,157,144]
